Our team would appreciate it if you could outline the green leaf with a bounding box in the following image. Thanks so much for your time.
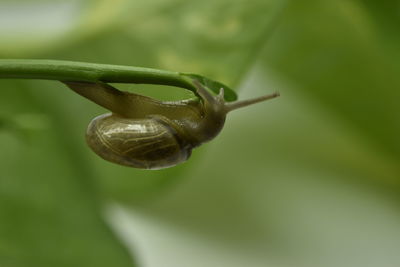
[262,0,400,169]
[180,73,237,101]
[0,80,135,267]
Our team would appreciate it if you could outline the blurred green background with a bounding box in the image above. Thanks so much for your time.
[0,0,399,266]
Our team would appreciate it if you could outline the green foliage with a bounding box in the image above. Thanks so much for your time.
[0,0,399,266]
[262,0,400,162]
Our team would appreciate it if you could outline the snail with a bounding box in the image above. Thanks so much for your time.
[64,80,279,169]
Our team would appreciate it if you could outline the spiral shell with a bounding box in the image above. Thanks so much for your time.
[86,114,192,169]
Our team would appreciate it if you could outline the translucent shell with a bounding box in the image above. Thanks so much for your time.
[86,114,192,170]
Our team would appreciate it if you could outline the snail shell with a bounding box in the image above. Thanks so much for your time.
[86,113,192,169]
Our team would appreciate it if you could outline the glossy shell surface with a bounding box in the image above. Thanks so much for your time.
[86,114,191,169]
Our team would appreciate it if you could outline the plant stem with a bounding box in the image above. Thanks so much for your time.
[0,59,237,101]
[0,59,193,88]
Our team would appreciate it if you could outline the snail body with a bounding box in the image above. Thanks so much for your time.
[64,81,278,169]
